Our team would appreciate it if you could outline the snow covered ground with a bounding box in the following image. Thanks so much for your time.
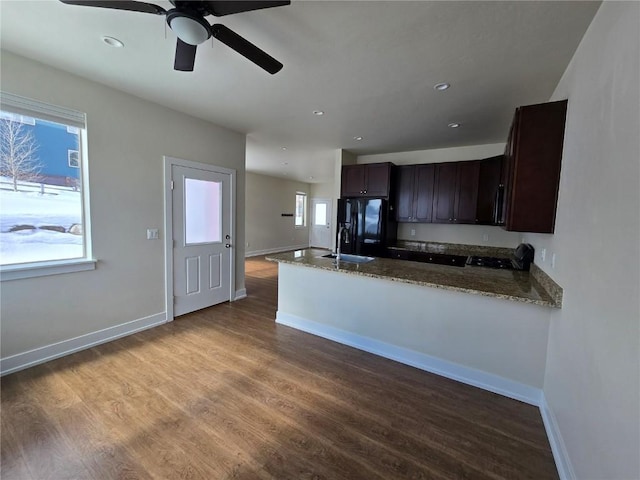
[0,178,83,265]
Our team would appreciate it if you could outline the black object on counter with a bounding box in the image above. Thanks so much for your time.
[513,243,535,271]
[467,243,535,271]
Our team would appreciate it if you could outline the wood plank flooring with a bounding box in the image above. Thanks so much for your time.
[1,256,559,479]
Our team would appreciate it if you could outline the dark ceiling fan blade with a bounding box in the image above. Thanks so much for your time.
[204,1,290,17]
[174,38,197,71]
[59,0,166,15]
[211,24,283,74]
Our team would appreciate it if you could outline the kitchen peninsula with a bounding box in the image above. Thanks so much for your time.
[267,246,562,405]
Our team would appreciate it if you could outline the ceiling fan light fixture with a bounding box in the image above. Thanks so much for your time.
[168,12,211,45]
[434,82,450,91]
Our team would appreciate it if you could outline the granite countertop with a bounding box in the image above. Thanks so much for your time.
[266,248,562,308]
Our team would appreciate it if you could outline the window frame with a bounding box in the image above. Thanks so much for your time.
[0,92,95,281]
[294,192,307,228]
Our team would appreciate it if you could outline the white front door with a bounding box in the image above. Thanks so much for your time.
[310,198,332,249]
[171,164,232,316]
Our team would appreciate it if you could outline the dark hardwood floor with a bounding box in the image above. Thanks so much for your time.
[1,256,558,479]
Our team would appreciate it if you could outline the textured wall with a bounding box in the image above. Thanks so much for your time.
[1,52,246,358]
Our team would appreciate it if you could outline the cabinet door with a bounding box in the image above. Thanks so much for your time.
[432,163,457,223]
[413,164,435,222]
[454,161,480,223]
[476,156,503,224]
[364,163,391,197]
[505,100,567,233]
[341,165,366,197]
[395,165,415,221]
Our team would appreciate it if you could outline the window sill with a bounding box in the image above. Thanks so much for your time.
[0,258,97,281]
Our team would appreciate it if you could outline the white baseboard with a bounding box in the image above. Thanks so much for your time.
[0,312,167,376]
[275,311,542,406]
[540,393,576,480]
[234,288,247,300]
[245,245,309,258]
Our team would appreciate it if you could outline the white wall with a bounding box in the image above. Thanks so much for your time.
[357,144,523,248]
[526,3,639,478]
[245,172,310,256]
[309,181,334,200]
[277,262,551,393]
[0,52,246,359]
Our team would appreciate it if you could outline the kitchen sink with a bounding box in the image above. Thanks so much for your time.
[321,253,375,264]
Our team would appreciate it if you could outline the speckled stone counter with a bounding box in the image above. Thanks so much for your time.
[267,248,561,308]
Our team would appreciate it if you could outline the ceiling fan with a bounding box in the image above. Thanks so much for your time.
[59,0,290,73]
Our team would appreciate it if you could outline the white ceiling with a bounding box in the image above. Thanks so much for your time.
[0,0,600,184]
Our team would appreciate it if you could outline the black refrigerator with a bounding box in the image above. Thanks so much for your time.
[337,198,397,257]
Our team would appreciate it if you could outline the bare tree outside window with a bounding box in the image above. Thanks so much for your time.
[0,117,41,192]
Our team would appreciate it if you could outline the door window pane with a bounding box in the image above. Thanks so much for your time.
[314,203,327,226]
[184,178,221,244]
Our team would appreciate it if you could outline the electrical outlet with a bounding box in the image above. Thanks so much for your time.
[482,233,489,242]
[551,253,556,269]
[410,229,416,237]
[541,248,546,262]
[146,228,159,240]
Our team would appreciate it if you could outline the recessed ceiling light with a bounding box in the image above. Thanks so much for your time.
[101,36,124,48]
[312,110,324,116]
[353,136,363,141]
[281,147,287,150]
[448,122,461,128]
[434,82,450,91]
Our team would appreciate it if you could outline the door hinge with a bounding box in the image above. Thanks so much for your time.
[170,180,174,190]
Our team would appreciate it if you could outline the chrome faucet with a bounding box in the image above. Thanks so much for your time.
[337,224,350,260]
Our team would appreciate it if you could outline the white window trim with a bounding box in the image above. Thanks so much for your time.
[0,258,97,281]
[0,91,94,281]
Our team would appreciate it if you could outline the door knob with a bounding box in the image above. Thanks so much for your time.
[225,234,231,239]
[225,243,231,248]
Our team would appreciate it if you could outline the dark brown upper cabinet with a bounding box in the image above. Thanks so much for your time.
[475,155,504,225]
[395,164,435,222]
[432,161,480,224]
[341,163,393,198]
[502,100,568,233]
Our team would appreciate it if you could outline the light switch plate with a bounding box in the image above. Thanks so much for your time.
[147,229,159,240]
